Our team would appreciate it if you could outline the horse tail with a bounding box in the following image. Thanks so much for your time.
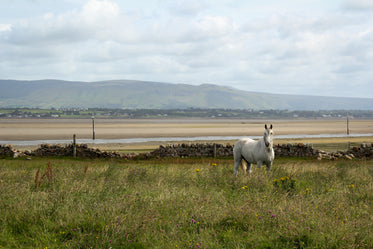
[241,158,247,173]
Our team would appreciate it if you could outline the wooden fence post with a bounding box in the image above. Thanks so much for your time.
[73,134,77,158]
[92,116,96,140]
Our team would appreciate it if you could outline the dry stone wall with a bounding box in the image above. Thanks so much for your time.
[0,144,133,159]
[0,142,372,160]
[30,143,125,158]
[150,143,233,158]
[28,143,135,159]
[151,142,373,160]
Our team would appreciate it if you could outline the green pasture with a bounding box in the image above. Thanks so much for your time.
[0,156,372,248]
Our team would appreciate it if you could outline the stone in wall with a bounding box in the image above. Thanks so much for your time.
[346,143,373,159]
[0,145,15,157]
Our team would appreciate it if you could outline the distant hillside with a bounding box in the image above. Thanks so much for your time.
[1,79,372,110]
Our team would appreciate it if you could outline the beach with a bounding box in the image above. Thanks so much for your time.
[1,118,372,151]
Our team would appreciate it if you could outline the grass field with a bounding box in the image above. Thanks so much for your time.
[0,156,372,248]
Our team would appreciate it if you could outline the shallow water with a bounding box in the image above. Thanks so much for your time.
[1,133,372,146]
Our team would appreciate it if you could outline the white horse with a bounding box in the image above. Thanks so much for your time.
[233,124,274,176]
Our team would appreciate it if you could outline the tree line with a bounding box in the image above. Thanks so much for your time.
[1,108,372,119]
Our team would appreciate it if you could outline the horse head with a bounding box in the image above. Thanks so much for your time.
[264,124,274,147]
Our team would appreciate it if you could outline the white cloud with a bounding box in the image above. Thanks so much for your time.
[0,23,11,32]
[81,0,120,18]
[0,0,373,98]
[341,0,373,11]
[168,0,208,16]
[1,0,125,45]
[195,16,234,36]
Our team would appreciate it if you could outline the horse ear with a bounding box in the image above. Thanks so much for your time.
[270,124,273,129]
[265,124,268,129]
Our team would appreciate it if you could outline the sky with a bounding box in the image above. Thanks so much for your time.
[0,0,373,98]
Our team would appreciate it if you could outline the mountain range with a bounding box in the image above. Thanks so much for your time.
[1,79,372,110]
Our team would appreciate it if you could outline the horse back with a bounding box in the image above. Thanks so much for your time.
[234,138,258,161]
[234,138,256,151]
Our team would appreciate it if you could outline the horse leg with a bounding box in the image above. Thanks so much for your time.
[234,157,241,176]
[266,161,273,171]
[246,163,252,174]
[257,161,262,169]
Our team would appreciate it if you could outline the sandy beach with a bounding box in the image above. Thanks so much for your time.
[1,118,372,151]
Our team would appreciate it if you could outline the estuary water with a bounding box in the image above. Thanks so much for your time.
[1,133,372,146]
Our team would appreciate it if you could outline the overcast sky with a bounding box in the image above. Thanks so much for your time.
[1,0,372,98]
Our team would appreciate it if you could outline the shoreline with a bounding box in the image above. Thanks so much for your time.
[2,132,373,145]
[5,136,373,153]
[1,118,372,151]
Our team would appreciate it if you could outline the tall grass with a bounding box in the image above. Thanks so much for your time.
[0,157,372,248]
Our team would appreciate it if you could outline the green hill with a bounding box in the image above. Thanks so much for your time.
[1,79,372,110]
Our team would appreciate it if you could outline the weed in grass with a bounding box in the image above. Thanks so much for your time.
[273,176,296,193]
[34,160,54,189]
